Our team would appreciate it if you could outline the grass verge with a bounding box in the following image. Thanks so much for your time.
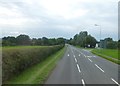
[5,46,66,84]
[91,49,120,65]
[75,46,120,65]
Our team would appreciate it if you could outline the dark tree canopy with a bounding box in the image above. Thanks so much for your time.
[2,32,118,49]
[2,36,16,46]
[16,35,31,45]
[67,31,97,48]
[2,34,65,46]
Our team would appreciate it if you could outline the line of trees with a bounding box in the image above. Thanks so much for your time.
[2,34,65,46]
[2,31,120,49]
[101,37,119,49]
[66,31,119,49]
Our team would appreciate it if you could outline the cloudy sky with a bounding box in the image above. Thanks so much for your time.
[0,0,119,41]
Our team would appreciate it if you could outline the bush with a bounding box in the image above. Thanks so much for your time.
[106,41,117,49]
[2,45,64,82]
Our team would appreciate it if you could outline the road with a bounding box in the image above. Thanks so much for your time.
[45,45,119,85]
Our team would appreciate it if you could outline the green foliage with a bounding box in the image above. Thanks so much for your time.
[106,41,117,49]
[2,45,64,82]
[2,34,65,46]
[16,35,31,45]
[84,35,96,48]
[91,49,120,65]
[104,37,113,42]
[56,38,65,45]
[5,47,66,84]
[92,49,118,59]
[2,36,17,46]
[100,37,118,49]
[68,31,97,48]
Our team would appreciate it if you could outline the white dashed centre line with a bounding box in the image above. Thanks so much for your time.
[74,55,75,58]
[74,58,77,63]
[111,78,120,86]
[77,64,81,73]
[81,79,85,86]
[88,58,93,62]
[84,55,86,57]
[95,64,104,73]
[79,54,80,56]
[68,54,69,56]
[87,56,92,58]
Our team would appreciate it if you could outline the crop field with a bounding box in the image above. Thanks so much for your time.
[2,45,64,83]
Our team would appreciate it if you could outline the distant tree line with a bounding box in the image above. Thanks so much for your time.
[2,31,120,49]
[101,37,120,49]
[101,37,118,49]
[66,31,119,49]
[67,31,97,48]
[2,34,65,46]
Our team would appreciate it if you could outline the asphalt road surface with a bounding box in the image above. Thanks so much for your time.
[45,45,119,85]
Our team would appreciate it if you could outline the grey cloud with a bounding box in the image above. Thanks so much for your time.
[0,0,118,40]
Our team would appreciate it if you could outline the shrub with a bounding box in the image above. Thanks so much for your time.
[2,45,64,82]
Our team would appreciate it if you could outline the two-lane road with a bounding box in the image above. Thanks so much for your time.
[45,45,119,85]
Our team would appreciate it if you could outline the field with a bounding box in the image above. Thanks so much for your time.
[2,45,64,83]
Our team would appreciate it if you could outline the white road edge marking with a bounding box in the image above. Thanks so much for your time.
[77,64,81,73]
[75,58,77,63]
[87,56,92,58]
[95,64,104,73]
[111,78,120,86]
[84,55,86,57]
[88,58,93,62]
[80,52,83,55]
[74,55,75,58]
[82,79,85,86]
[68,54,69,56]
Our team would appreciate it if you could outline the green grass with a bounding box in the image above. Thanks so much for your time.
[91,49,120,65]
[5,46,66,84]
[75,46,120,64]
[75,46,94,51]
[92,49,118,59]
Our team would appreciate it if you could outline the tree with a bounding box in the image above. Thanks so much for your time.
[31,38,37,45]
[104,38,113,42]
[36,38,42,45]
[69,31,96,47]
[41,37,49,45]
[49,38,57,45]
[56,38,65,45]
[84,35,96,48]
[106,41,117,49]
[16,35,31,45]
[2,36,16,46]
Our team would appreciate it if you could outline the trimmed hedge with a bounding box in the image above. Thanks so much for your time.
[2,45,64,82]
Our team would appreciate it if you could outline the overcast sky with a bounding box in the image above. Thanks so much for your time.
[0,0,119,41]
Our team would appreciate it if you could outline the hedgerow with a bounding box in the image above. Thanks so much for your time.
[2,45,64,82]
